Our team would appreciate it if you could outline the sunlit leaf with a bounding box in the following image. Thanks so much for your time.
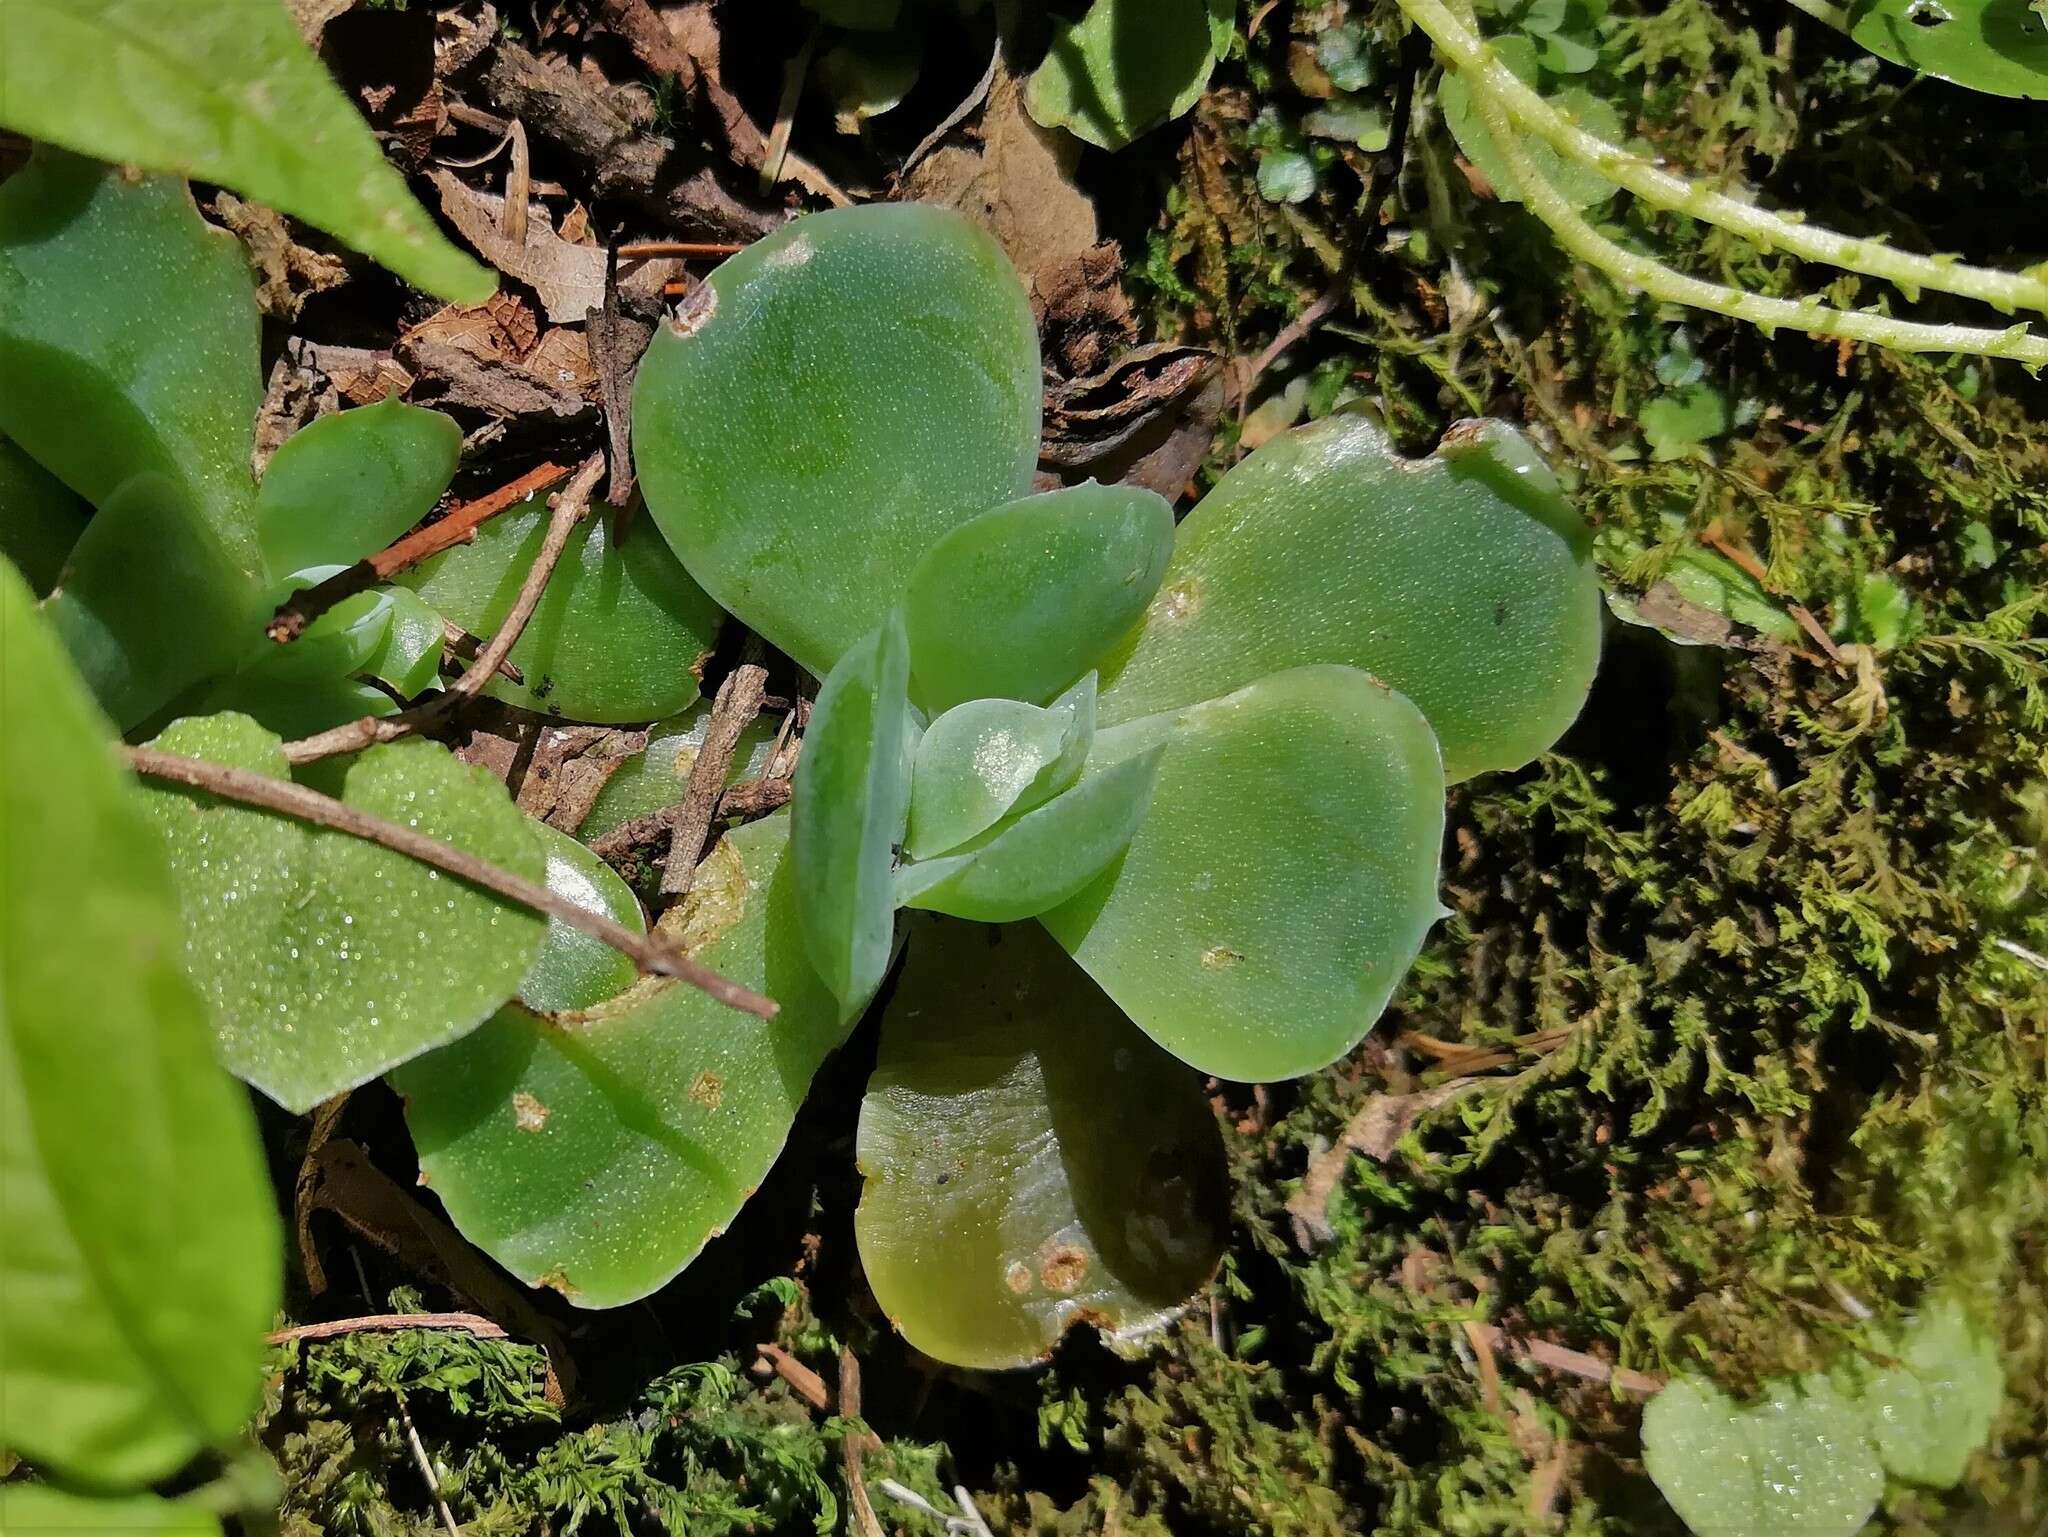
[234,583,392,684]
[136,714,546,1113]
[1025,0,1226,151]
[0,557,278,1487]
[0,0,495,301]
[1097,414,1601,782]
[1850,1297,2002,1488]
[395,813,855,1308]
[361,585,445,697]
[397,496,723,724]
[256,400,460,581]
[634,204,1041,675]
[0,1486,223,1536]
[793,615,913,1012]
[1439,42,1623,208]
[899,745,1161,922]
[1043,665,1445,1081]
[856,919,1226,1369]
[576,707,780,846]
[904,675,1094,860]
[0,433,87,594]
[1642,1375,1882,1537]
[902,482,1172,713]
[519,821,644,1014]
[1846,0,2048,98]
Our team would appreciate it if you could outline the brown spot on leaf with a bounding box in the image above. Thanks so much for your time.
[1005,1261,1033,1295]
[1201,945,1244,970]
[689,1071,725,1110]
[1039,1244,1089,1295]
[669,279,718,336]
[512,1091,550,1132]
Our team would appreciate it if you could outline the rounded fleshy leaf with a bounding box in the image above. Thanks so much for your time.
[899,745,1162,923]
[1,558,278,1488]
[257,400,461,581]
[398,495,723,723]
[361,585,446,697]
[1042,666,1445,1081]
[1024,0,1227,151]
[519,822,644,1014]
[633,203,1041,675]
[0,433,88,594]
[576,706,779,845]
[1846,0,2048,99]
[197,672,399,742]
[234,582,393,684]
[901,483,1173,712]
[1642,1376,1882,1537]
[856,919,1227,1369]
[793,614,913,1012]
[904,675,1094,859]
[136,715,546,1113]
[1851,1298,2002,1489]
[395,813,856,1308]
[1096,414,1601,782]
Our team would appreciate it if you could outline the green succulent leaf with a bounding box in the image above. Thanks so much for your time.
[902,482,1173,713]
[361,585,446,698]
[136,714,546,1113]
[0,558,278,1488]
[235,582,393,685]
[856,919,1227,1370]
[904,675,1095,860]
[397,495,723,723]
[520,822,644,1015]
[1097,414,1601,783]
[1043,665,1445,1081]
[0,433,88,594]
[633,204,1041,676]
[0,0,495,301]
[899,745,1163,923]
[1024,0,1228,151]
[576,707,780,846]
[1850,1298,2002,1489]
[395,813,855,1309]
[1642,1375,1882,1537]
[1845,0,2048,98]
[197,672,399,742]
[793,614,913,1013]
[256,400,461,581]
[1438,38,1622,207]
[0,1486,224,1537]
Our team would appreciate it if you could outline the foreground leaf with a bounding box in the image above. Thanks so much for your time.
[1846,0,2048,98]
[137,715,546,1112]
[519,822,644,1014]
[0,558,278,1487]
[1025,0,1227,151]
[901,483,1172,713]
[395,813,854,1308]
[0,0,494,301]
[1096,414,1601,782]
[634,204,1041,675]
[856,920,1226,1369]
[257,400,460,581]
[576,707,780,845]
[0,433,87,593]
[1043,665,1444,1081]
[904,677,1094,860]
[1850,1297,2002,1489]
[398,496,724,723]
[793,615,914,1012]
[0,1486,223,1536]
[1642,1376,1882,1537]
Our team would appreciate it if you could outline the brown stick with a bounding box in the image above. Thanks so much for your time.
[839,1346,888,1537]
[618,240,747,259]
[441,619,525,684]
[266,1311,509,1346]
[753,1342,832,1411]
[661,645,770,899]
[268,462,571,643]
[123,743,779,1020]
[1465,1323,1666,1396]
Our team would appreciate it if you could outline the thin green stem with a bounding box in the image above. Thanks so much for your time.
[1469,85,2048,368]
[1398,0,2048,317]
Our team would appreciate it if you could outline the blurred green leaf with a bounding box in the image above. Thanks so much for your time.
[0,1486,223,1536]
[1643,1376,1881,1537]
[0,434,87,594]
[1851,1298,2002,1488]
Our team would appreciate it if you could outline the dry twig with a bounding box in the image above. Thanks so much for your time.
[661,644,770,899]
[267,1312,510,1346]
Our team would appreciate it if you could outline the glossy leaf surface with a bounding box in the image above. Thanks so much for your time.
[1853,1298,2002,1488]
[901,483,1173,712]
[1097,415,1601,782]
[519,821,644,1014]
[899,745,1161,922]
[399,496,723,723]
[1025,0,1227,150]
[634,204,1041,674]
[0,433,87,593]
[793,615,913,1012]
[395,814,855,1308]
[137,715,545,1112]
[0,560,277,1487]
[856,920,1226,1369]
[1043,666,1444,1081]
[1438,38,1622,208]
[1643,1376,1881,1537]
[362,585,446,697]
[1846,0,2048,98]
[257,400,460,580]
[0,1486,223,1537]
[0,0,495,300]
[904,676,1093,860]
[576,707,779,845]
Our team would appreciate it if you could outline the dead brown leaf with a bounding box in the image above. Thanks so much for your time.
[214,193,348,320]
[430,171,678,323]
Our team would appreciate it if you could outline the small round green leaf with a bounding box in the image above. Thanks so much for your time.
[361,585,447,698]
[856,919,1227,1369]
[395,813,856,1308]
[1097,414,1601,783]
[899,745,1162,923]
[519,821,644,1014]
[1043,665,1445,1081]
[1025,0,1226,150]
[902,482,1173,713]
[633,204,1041,676]
[398,496,723,723]
[136,715,547,1113]
[256,400,460,581]
[1849,1298,2003,1489]
[1846,0,2048,98]
[1642,1376,1882,1537]
[904,675,1094,860]
[793,614,913,1013]
[576,707,780,846]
